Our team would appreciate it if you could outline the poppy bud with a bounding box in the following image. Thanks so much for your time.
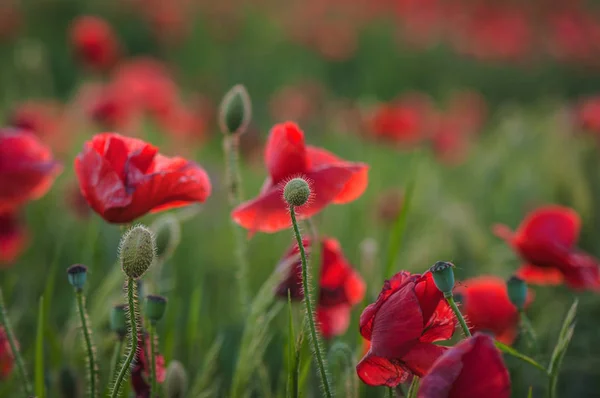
[219,84,252,135]
[144,294,167,324]
[118,224,156,279]
[283,178,311,207]
[66,264,88,291]
[165,360,188,398]
[151,215,181,261]
[430,261,455,297]
[110,304,127,338]
[506,276,527,310]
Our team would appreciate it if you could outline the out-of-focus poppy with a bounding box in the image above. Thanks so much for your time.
[0,212,27,267]
[70,15,120,71]
[0,326,14,379]
[232,122,368,233]
[0,128,62,212]
[131,332,166,398]
[75,133,211,224]
[455,276,533,345]
[418,333,510,398]
[8,100,68,153]
[576,96,600,134]
[356,271,455,387]
[275,237,366,338]
[494,205,600,291]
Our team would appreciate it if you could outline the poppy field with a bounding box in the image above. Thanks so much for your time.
[3,1,600,397]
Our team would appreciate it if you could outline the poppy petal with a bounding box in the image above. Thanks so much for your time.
[0,212,26,266]
[402,342,447,377]
[414,272,445,326]
[516,263,564,285]
[356,351,411,387]
[420,299,456,343]
[517,206,580,249]
[265,122,308,184]
[316,304,351,339]
[561,252,600,291]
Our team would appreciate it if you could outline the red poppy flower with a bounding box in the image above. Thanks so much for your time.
[131,332,166,398]
[356,271,455,387]
[232,122,368,233]
[75,133,211,224]
[0,212,27,267]
[418,333,510,398]
[275,237,366,338]
[70,15,120,71]
[493,205,600,291]
[9,101,69,153]
[576,96,600,134]
[0,326,14,379]
[455,276,533,345]
[0,128,62,212]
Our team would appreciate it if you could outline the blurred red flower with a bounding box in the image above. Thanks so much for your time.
[356,271,455,387]
[70,15,120,71]
[232,122,368,233]
[455,276,533,345]
[0,326,14,379]
[9,100,69,153]
[576,96,600,134]
[131,332,166,398]
[494,205,600,291]
[75,133,211,224]
[275,237,366,338]
[418,333,510,398]
[0,129,62,212]
[0,212,27,267]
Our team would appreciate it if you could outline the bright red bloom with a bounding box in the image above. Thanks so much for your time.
[455,276,533,345]
[356,271,455,387]
[275,237,366,338]
[0,212,27,267]
[0,326,14,379]
[70,16,120,71]
[0,128,62,212]
[494,205,600,291]
[232,122,368,233]
[75,133,211,224]
[418,333,510,398]
[131,332,166,398]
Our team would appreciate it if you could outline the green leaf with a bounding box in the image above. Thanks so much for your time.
[35,296,45,398]
[286,291,296,398]
[407,376,420,398]
[549,299,578,376]
[494,340,546,372]
[384,177,416,278]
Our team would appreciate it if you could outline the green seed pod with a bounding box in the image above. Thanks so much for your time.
[165,360,188,398]
[283,178,311,207]
[144,294,167,324]
[506,275,528,310]
[66,264,88,291]
[430,261,456,297]
[219,84,252,135]
[119,224,156,279]
[110,304,128,338]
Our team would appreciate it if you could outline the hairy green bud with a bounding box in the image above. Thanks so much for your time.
[283,178,311,207]
[219,84,252,135]
[119,224,156,279]
[165,360,188,398]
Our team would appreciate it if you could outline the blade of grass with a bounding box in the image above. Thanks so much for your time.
[494,340,546,372]
[286,291,297,398]
[384,178,415,278]
[407,376,420,398]
[35,296,45,398]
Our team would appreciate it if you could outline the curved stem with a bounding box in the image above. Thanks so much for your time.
[446,294,471,337]
[111,278,138,398]
[0,287,33,397]
[149,323,158,397]
[76,290,98,398]
[109,338,123,387]
[289,206,332,398]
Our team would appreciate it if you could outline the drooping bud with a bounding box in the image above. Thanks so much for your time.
[66,264,88,291]
[144,294,167,324]
[110,304,127,338]
[165,360,188,398]
[283,178,311,207]
[506,276,527,310]
[151,214,181,261]
[430,261,456,297]
[219,84,252,135]
[118,224,156,279]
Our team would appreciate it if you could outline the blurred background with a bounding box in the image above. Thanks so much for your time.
[2,0,600,396]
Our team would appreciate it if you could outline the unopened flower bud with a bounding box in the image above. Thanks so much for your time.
[110,304,127,338]
[219,84,252,135]
[145,294,167,324]
[430,261,455,297]
[506,276,527,310]
[165,360,188,398]
[283,178,310,207]
[66,264,88,291]
[118,224,156,279]
[151,215,181,261]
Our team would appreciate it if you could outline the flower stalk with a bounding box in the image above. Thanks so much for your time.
[75,291,98,397]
